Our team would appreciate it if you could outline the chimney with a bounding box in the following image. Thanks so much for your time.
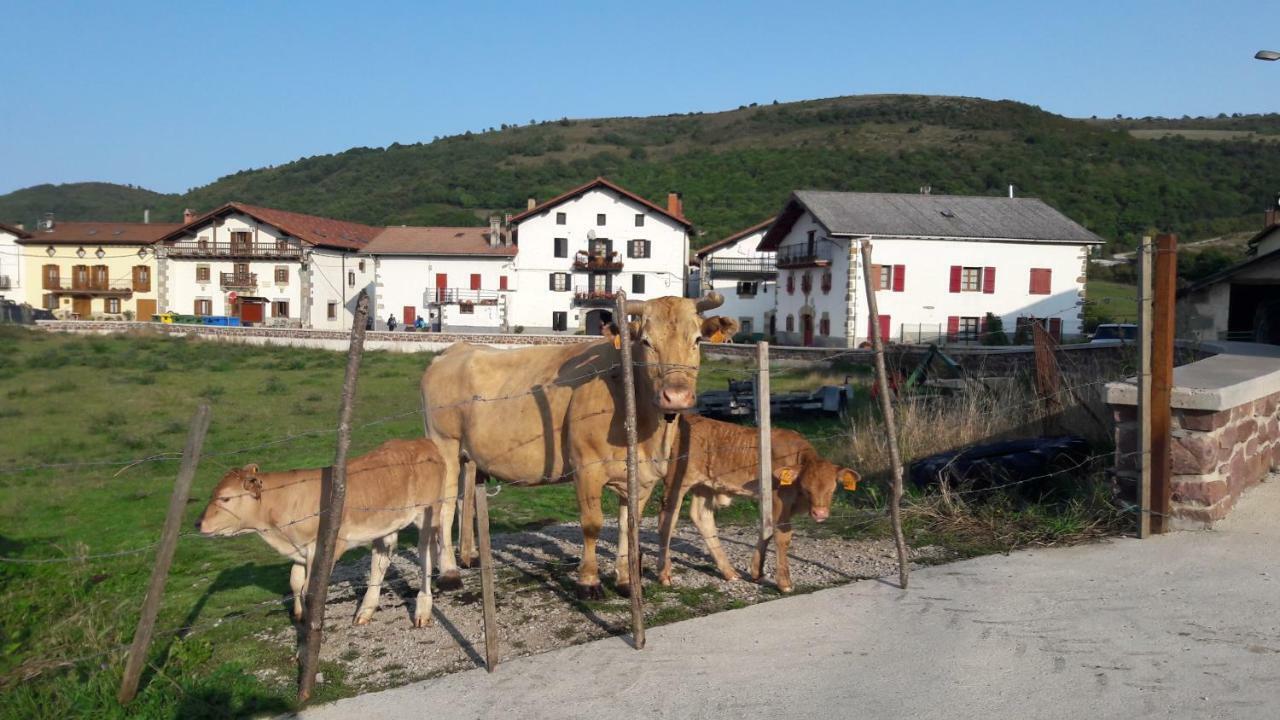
[183,208,196,224]
[1268,192,1280,229]
[667,191,683,218]
[41,212,55,231]
[526,197,536,211]
[143,208,150,224]
[489,216,501,247]
[1008,184,1015,199]
[14,222,23,231]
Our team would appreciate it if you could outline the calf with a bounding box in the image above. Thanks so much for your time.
[195,438,445,627]
[657,415,859,592]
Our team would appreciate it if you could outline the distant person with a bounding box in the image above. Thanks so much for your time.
[415,315,426,331]
[387,314,397,332]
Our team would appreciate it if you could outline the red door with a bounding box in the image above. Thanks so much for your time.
[868,314,891,342]
[240,301,264,324]
[470,273,481,291]
[802,314,814,346]
[435,273,448,302]
[403,305,415,325]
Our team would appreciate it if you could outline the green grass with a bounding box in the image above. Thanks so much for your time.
[1085,279,1138,323]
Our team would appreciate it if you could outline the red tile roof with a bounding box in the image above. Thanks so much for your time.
[0,221,31,238]
[507,177,693,228]
[16,221,182,245]
[364,226,517,257]
[694,217,776,259]
[155,202,381,250]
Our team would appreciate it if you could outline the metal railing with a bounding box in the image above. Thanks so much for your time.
[220,272,258,289]
[573,251,623,272]
[164,242,302,259]
[776,244,834,268]
[900,323,945,345]
[1218,329,1259,342]
[429,288,503,304]
[42,278,135,295]
[572,286,620,306]
[706,257,776,277]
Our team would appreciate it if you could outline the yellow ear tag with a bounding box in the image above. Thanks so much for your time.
[841,471,859,492]
[612,335,621,350]
[709,330,725,344]
[778,467,796,486]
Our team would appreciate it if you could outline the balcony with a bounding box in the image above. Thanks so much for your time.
[165,241,303,260]
[572,250,623,272]
[43,279,133,296]
[572,287,620,307]
[776,244,833,269]
[428,288,503,305]
[706,256,776,279]
[220,272,258,289]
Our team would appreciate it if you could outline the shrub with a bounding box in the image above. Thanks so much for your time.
[981,313,1010,345]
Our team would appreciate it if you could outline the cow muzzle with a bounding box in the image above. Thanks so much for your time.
[810,507,830,523]
[656,385,695,411]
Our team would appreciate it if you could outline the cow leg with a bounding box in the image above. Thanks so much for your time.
[688,491,739,582]
[433,442,463,590]
[413,506,435,627]
[774,520,795,593]
[656,481,691,587]
[457,461,478,568]
[614,476,659,597]
[355,533,396,625]
[574,470,607,600]
[289,562,307,622]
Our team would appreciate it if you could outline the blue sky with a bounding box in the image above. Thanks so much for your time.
[1,0,1277,195]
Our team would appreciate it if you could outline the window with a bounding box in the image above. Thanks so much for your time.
[819,314,830,337]
[591,273,609,292]
[347,271,356,287]
[195,299,212,316]
[635,214,645,227]
[961,267,982,292]
[549,272,569,292]
[556,212,567,225]
[42,264,59,289]
[554,238,568,258]
[358,259,366,272]
[272,300,289,318]
[949,316,981,342]
[459,302,475,314]
[91,265,108,289]
[875,265,892,291]
[552,311,568,331]
[132,265,151,292]
[739,318,753,335]
[806,230,816,255]
[737,281,757,298]
[196,265,210,283]
[198,236,210,252]
[951,265,993,293]
[499,275,509,290]
[327,301,338,320]
[785,315,795,332]
[627,239,651,258]
[73,265,88,289]
[43,294,57,310]
[821,271,832,294]
[801,272,812,294]
[103,298,121,314]
[590,238,610,257]
[1029,268,1052,295]
[632,274,645,294]
[470,274,482,291]
[596,213,607,226]
[274,266,289,284]
[276,238,290,253]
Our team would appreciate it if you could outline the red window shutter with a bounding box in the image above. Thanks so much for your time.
[949,265,962,293]
[879,314,891,341]
[892,265,905,292]
[470,273,481,291]
[786,274,794,295]
[946,315,960,341]
[499,275,508,290]
[983,267,996,294]
[980,315,989,339]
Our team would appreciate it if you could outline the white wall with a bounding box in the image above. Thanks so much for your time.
[698,227,775,337]
[773,214,850,347]
[371,254,515,330]
[308,248,376,330]
[0,229,22,301]
[509,187,688,332]
[771,212,1092,346]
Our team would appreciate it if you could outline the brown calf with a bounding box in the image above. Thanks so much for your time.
[195,438,445,626]
[657,414,859,592]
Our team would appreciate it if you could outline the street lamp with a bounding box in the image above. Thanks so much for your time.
[1257,50,1280,61]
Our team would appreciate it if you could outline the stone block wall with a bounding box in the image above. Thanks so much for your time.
[1112,392,1280,528]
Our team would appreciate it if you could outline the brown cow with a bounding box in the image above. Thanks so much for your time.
[657,414,859,592]
[422,293,727,598]
[195,438,445,627]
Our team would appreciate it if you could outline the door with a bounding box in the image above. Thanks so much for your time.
[72,296,91,319]
[868,314,891,342]
[136,299,156,321]
[802,314,814,346]
[403,305,416,326]
[240,301,264,324]
[435,273,448,302]
[552,311,568,332]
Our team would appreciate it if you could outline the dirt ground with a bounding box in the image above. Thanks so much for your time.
[255,518,949,693]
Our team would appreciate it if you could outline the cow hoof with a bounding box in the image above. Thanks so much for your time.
[354,615,372,626]
[723,572,742,583]
[778,584,794,594]
[413,615,433,628]
[437,570,463,591]
[657,574,672,587]
[458,553,480,569]
[575,583,605,600]
[614,583,632,599]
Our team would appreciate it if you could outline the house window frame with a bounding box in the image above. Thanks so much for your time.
[634,214,645,227]
[556,212,567,225]
[627,239,650,258]
[596,213,607,226]
[272,300,290,318]
[194,298,212,316]
[632,273,645,294]
[550,272,569,292]
[958,316,981,341]
[196,264,211,283]
[274,266,289,284]
[554,237,568,258]
[327,301,338,320]
[104,297,121,314]
[961,267,982,292]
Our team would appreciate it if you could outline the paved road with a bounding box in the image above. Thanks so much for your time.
[300,481,1280,720]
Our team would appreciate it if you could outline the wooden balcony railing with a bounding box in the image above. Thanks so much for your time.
[428,288,502,305]
[43,278,134,296]
[220,272,258,289]
[165,242,302,259]
[572,287,620,306]
[776,245,833,268]
[573,250,623,272]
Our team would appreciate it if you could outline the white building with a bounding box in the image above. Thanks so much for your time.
[757,191,1104,347]
[691,218,776,339]
[0,221,31,302]
[155,203,377,330]
[506,177,692,334]
[364,222,516,331]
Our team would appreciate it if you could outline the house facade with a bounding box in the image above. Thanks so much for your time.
[16,217,176,319]
[506,177,692,334]
[758,191,1104,347]
[692,218,776,339]
[1180,206,1280,344]
[154,203,377,330]
[0,221,31,301]
[364,222,516,331]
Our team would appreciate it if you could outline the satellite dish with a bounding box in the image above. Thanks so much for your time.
[587,229,596,241]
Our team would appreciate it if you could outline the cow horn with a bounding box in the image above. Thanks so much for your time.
[695,291,724,313]
[624,300,645,317]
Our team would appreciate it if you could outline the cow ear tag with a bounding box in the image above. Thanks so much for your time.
[841,470,859,491]
[778,467,796,486]
[612,335,621,350]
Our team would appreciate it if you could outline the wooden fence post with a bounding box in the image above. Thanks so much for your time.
[1137,236,1155,538]
[118,402,212,705]
[1150,234,1177,534]
[756,342,774,551]
[859,242,910,589]
[614,291,645,649]
[473,470,499,671]
[298,290,370,703]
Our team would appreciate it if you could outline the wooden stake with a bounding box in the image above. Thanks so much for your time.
[614,291,645,649]
[473,470,499,671]
[298,290,369,703]
[1150,234,1177,534]
[459,461,477,567]
[756,341,774,549]
[118,402,211,705]
[859,242,910,589]
[1136,236,1155,538]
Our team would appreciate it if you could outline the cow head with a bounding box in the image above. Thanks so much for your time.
[194,464,265,536]
[700,316,740,344]
[624,292,725,411]
[777,457,859,523]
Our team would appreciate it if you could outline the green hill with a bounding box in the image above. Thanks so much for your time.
[4,95,1280,251]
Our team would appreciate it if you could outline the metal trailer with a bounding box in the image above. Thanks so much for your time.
[696,378,854,421]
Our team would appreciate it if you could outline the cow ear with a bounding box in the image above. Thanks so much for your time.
[838,468,860,492]
[243,463,259,475]
[627,320,642,342]
[773,466,799,487]
[241,473,263,499]
[701,316,739,344]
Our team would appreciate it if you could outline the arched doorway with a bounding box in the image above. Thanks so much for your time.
[802,312,815,347]
[585,309,614,336]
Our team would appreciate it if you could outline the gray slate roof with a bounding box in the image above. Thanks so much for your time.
[794,191,1104,244]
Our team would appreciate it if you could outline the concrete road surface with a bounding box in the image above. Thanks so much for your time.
[300,481,1280,720]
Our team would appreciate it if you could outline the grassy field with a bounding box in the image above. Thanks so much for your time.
[0,327,1123,718]
[1085,279,1138,323]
